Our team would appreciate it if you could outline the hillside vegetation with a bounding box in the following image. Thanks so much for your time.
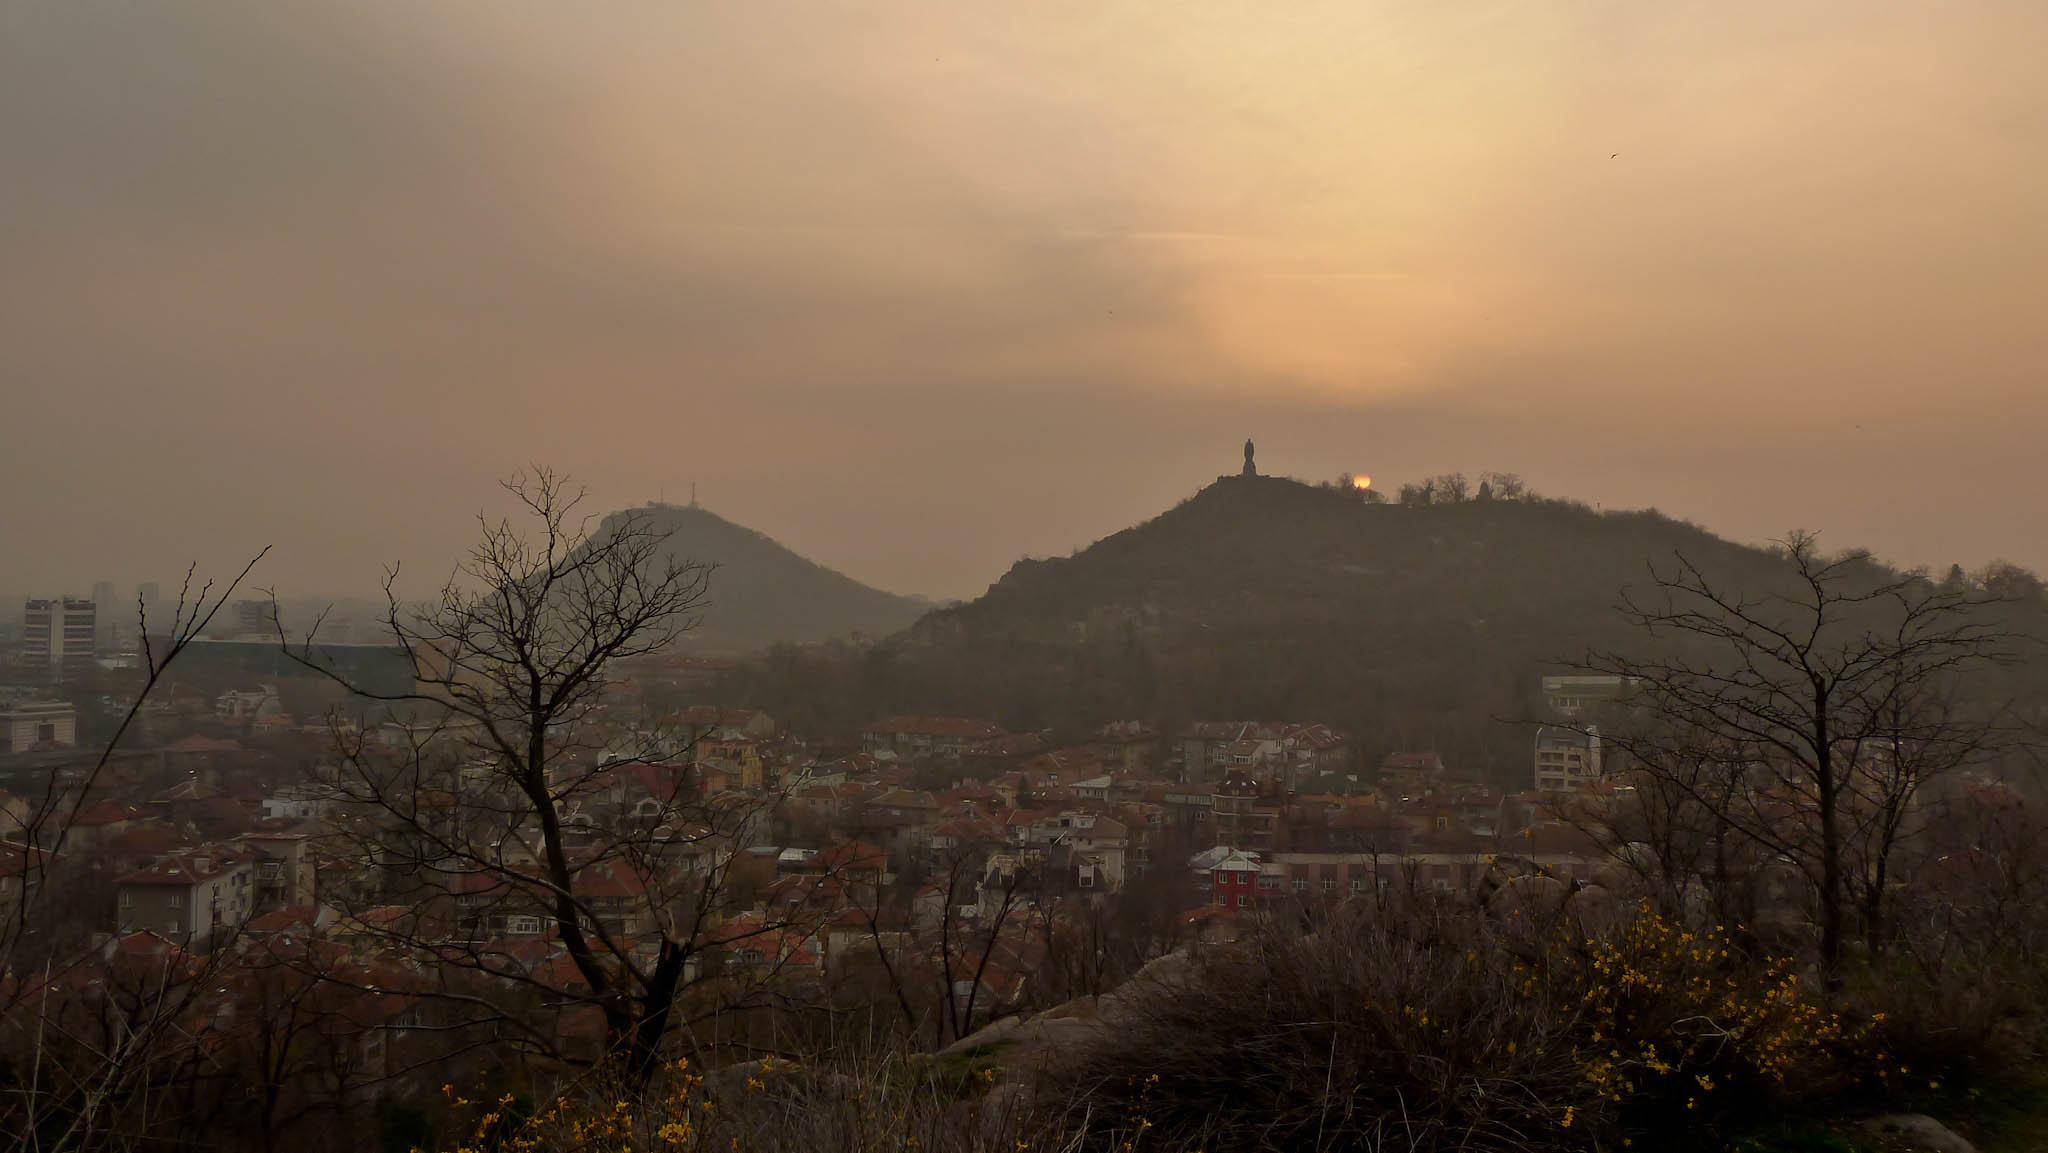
[597,503,928,652]
[731,476,2047,772]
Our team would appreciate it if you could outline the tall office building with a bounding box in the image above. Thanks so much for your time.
[22,597,97,680]
[22,600,52,670]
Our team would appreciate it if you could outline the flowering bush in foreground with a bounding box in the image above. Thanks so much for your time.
[1047,901,1893,1151]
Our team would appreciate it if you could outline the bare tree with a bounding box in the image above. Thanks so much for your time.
[1480,471,1526,501]
[935,849,1033,1046]
[4,554,268,965]
[279,469,820,1081]
[1585,531,2013,976]
[1,554,269,1153]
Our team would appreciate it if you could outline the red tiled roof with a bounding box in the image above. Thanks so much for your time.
[74,800,148,827]
[115,846,253,886]
[808,839,888,873]
[573,859,649,899]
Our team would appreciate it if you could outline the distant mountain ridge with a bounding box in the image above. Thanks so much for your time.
[602,503,928,652]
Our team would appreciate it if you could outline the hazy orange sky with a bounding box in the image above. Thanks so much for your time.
[3,1,2044,602]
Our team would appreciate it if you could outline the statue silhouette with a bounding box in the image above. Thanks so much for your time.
[1242,438,1256,477]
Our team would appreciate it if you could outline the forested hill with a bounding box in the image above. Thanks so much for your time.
[771,474,2044,781]
[601,504,928,651]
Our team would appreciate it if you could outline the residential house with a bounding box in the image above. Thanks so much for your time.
[861,717,1007,762]
[801,839,890,889]
[1283,724,1351,779]
[236,832,317,912]
[261,782,333,823]
[1212,769,1279,850]
[68,800,150,848]
[574,859,653,939]
[1206,848,1265,911]
[1020,747,1103,784]
[695,736,766,791]
[115,846,257,950]
[215,685,284,721]
[1087,721,1160,775]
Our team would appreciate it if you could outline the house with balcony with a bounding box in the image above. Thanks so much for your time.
[115,846,257,951]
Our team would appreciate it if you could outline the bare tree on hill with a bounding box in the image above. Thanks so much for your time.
[1584,530,2016,977]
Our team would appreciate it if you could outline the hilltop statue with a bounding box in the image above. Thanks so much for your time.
[1242,438,1256,477]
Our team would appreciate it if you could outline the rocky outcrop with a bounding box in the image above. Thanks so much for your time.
[1855,1114,1976,1153]
[937,947,1197,1069]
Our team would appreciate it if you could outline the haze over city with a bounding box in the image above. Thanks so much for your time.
[13,6,2048,1152]
[4,1,2045,599]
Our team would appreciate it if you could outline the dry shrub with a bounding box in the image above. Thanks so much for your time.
[416,902,1991,1153]
[1843,950,2048,1100]
[1044,899,1866,1152]
[1044,902,1586,1152]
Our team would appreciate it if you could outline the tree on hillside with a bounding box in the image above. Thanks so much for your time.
[1480,471,1526,501]
[906,840,1034,1048]
[1585,531,2014,976]
[282,469,820,1082]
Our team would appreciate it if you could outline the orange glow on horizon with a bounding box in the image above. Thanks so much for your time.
[1352,474,1372,490]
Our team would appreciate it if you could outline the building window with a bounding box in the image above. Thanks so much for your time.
[1257,876,1279,891]
[1350,878,1363,892]
[1321,878,1334,891]
[168,893,185,908]
[1236,895,1248,907]
[1292,877,1307,891]
[1237,873,1250,886]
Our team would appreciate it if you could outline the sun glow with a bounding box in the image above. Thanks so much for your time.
[1352,474,1373,490]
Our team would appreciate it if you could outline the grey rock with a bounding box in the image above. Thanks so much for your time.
[1856,1113,1976,1153]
